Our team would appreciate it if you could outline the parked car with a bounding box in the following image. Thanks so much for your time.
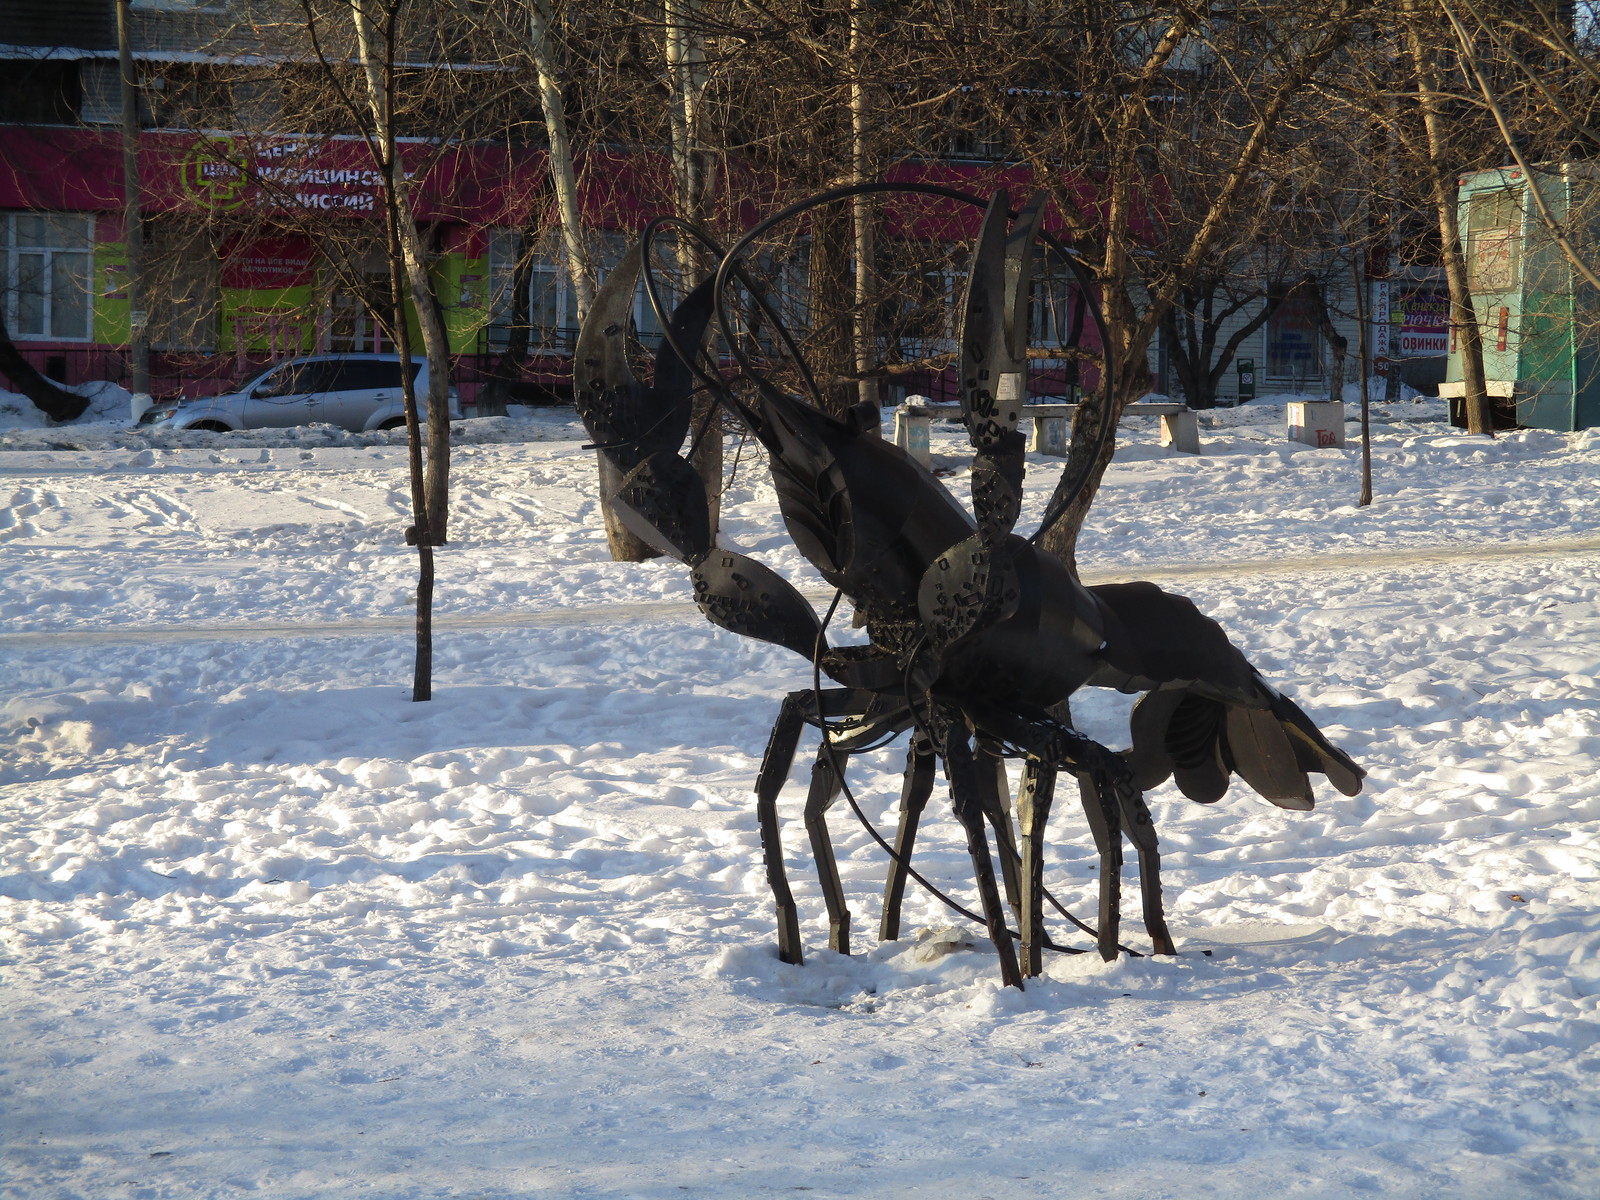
[142,354,460,433]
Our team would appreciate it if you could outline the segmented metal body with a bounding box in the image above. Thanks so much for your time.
[572,188,1363,988]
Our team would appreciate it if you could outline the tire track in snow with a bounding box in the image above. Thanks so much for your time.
[4,534,1598,649]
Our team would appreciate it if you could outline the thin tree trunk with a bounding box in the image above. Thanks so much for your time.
[1354,257,1373,506]
[352,0,453,543]
[528,0,592,319]
[665,0,722,537]
[388,216,435,701]
[1305,277,1348,404]
[350,0,436,700]
[810,205,859,416]
[115,0,150,410]
[398,220,454,541]
[529,0,656,560]
[1402,0,1494,436]
[665,0,703,227]
[850,4,878,418]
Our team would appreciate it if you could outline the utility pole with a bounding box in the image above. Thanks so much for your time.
[115,0,150,419]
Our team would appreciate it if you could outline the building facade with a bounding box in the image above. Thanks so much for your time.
[3,1,1402,412]
[1,1,624,406]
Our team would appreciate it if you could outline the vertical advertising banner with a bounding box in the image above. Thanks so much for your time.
[1392,285,1450,357]
[1370,280,1390,368]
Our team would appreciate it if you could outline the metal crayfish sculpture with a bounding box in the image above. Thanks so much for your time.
[573,185,1363,988]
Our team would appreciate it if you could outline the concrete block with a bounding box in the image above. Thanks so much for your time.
[1287,400,1346,448]
[1160,409,1200,453]
[894,408,933,466]
[1031,415,1069,456]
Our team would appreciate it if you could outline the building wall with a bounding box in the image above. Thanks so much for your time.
[1162,274,1393,406]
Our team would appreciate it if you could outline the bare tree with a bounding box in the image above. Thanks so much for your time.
[158,0,529,699]
[523,0,738,561]
[1400,0,1495,435]
[336,0,451,697]
[904,3,1367,570]
[1161,266,1292,411]
[1425,1,1600,295]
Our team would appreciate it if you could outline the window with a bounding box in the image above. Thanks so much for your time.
[1266,285,1324,381]
[253,361,325,397]
[597,232,662,341]
[326,360,411,390]
[529,257,570,343]
[488,229,666,354]
[1466,187,1522,295]
[1,212,94,341]
[0,62,79,125]
[881,242,955,349]
[326,270,394,354]
[488,229,574,354]
[1029,252,1083,350]
[147,218,220,352]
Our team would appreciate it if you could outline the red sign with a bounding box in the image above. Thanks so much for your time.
[220,235,316,290]
[0,127,546,226]
[1393,285,1449,357]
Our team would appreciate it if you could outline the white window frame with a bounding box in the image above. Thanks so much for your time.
[1,211,96,342]
[490,228,670,355]
[488,228,575,354]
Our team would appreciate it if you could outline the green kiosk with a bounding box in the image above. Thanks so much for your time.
[1443,163,1600,432]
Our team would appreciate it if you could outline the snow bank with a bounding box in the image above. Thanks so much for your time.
[2,391,1598,1198]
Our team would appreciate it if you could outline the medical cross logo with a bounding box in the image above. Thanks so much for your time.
[181,137,248,210]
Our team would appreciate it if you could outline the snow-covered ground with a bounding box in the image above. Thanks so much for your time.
[3,385,1598,1199]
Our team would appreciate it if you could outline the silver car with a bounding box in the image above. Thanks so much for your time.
[143,354,459,433]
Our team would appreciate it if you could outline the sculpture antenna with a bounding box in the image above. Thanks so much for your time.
[568,186,1365,988]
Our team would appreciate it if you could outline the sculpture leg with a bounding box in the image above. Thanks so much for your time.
[975,735,1023,918]
[946,725,1024,989]
[960,699,1136,969]
[880,739,936,942]
[803,748,851,954]
[1075,771,1124,963]
[756,692,810,965]
[1017,759,1058,978]
[1114,781,1177,955]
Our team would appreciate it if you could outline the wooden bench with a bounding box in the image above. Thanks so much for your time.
[892,400,1201,465]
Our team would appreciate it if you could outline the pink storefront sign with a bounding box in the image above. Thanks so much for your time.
[0,127,548,226]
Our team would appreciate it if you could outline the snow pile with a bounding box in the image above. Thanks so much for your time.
[2,392,1598,1198]
[0,385,583,453]
[0,378,135,432]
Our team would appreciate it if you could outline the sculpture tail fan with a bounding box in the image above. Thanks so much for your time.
[1087,580,1364,808]
[1125,684,1364,808]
